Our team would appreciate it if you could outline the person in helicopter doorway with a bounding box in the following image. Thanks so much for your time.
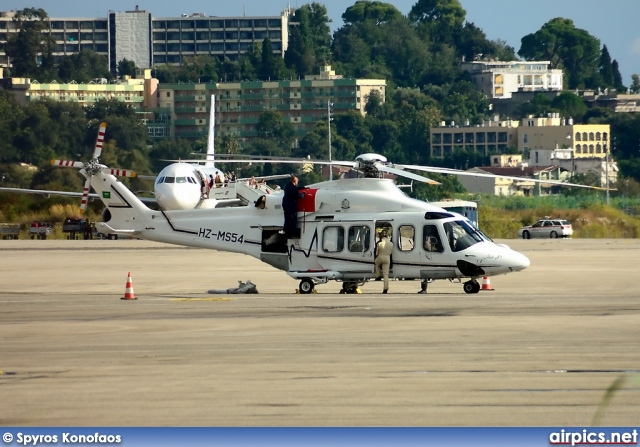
[374,229,393,294]
[282,175,305,238]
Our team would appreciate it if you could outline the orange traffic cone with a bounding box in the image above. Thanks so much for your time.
[480,276,494,291]
[121,272,137,300]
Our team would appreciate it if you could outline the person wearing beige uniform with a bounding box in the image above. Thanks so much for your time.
[374,230,393,293]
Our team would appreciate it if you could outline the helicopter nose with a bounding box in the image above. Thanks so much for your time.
[508,251,530,272]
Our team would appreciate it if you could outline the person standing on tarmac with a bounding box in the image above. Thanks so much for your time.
[374,230,393,293]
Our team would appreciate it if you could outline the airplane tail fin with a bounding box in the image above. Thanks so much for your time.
[205,94,215,168]
[86,169,153,235]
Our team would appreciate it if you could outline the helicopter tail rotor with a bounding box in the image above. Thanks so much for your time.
[51,122,136,212]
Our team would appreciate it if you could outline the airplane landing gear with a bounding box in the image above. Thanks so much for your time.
[299,278,315,294]
[463,279,480,294]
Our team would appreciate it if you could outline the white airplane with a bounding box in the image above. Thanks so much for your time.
[0,95,281,212]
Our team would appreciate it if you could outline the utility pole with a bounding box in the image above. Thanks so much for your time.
[327,100,334,180]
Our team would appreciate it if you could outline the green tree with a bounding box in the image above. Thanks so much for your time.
[611,60,625,91]
[342,1,403,25]
[518,18,601,89]
[57,50,110,83]
[551,91,587,121]
[148,139,194,173]
[255,111,295,155]
[4,8,55,79]
[599,44,614,87]
[517,93,554,119]
[0,91,25,163]
[408,0,466,45]
[630,74,640,94]
[117,58,137,78]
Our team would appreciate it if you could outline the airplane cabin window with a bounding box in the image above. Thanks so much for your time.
[322,226,344,253]
[398,225,415,251]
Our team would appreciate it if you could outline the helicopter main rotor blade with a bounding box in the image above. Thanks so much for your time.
[400,164,614,190]
[376,164,440,185]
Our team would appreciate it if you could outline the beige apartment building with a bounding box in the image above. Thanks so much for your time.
[431,114,610,160]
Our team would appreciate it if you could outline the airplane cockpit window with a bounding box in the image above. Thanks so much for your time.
[187,177,196,184]
[322,226,344,253]
[422,225,444,252]
[164,176,175,183]
[443,220,483,252]
[156,176,165,184]
[176,177,187,183]
[397,225,415,251]
[348,225,370,253]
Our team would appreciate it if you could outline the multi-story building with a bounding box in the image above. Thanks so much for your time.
[0,7,291,73]
[0,68,158,109]
[430,114,611,160]
[430,116,520,158]
[461,60,563,99]
[157,66,386,142]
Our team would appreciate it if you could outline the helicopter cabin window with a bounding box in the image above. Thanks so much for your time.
[322,226,344,253]
[397,225,415,251]
[443,220,483,252]
[348,225,370,253]
[423,225,443,252]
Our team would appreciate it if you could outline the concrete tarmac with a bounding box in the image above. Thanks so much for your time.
[0,238,638,426]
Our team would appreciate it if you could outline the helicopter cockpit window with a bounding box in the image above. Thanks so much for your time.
[322,226,344,253]
[348,225,370,253]
[443,220,483,252]
[397,225,415,251]
[422,225,444,252]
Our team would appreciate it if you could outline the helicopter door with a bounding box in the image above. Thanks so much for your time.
[375,221,393,273]
[419,224,455,280]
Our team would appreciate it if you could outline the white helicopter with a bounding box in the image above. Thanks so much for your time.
[69,117,619,294]
[70,137,534,294]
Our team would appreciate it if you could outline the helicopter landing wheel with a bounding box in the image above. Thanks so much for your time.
[340,282,358,294]
[299,278,315,294]
[463,280,480,294]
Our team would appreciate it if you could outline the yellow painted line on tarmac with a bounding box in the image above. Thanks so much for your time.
[171,297,234,302]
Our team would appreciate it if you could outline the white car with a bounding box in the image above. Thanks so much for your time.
[518,218,573,239]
